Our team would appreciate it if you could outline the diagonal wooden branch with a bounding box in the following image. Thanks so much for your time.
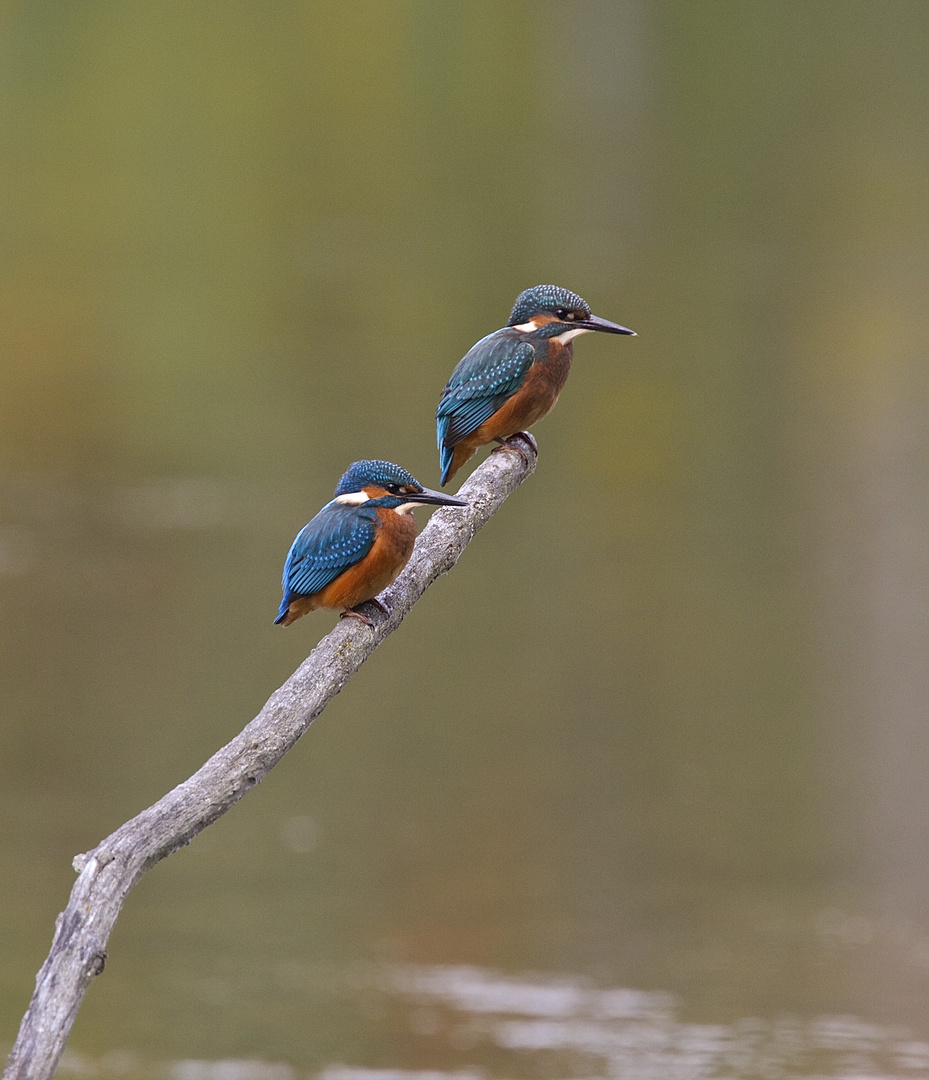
[2,438,537,1080]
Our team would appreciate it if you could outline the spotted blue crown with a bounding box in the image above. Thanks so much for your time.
[507,285,592,327]
[334,460,422,496]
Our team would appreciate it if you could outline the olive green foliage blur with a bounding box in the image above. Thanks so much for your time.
[3,0,929,1069]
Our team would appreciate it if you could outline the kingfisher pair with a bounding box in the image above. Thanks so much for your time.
[276,284,635,628]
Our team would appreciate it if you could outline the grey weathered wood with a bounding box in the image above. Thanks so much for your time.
[3,440,536,1080]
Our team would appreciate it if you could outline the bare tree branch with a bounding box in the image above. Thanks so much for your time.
[3,440,537,1080]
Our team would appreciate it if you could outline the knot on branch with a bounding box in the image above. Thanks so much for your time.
[85,949,107,978]
[73,847,116,877]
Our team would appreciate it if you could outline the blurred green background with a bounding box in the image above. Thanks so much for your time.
[3,2,929,1077]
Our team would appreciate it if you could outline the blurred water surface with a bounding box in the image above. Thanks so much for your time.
[3,3,929,1078]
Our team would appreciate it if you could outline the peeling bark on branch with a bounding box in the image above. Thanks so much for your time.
[3,441,536,1080]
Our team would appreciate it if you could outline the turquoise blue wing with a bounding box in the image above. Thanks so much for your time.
[276,503,377,621]
[436,332,535,481]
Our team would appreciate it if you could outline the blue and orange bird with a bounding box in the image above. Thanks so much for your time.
[276,460,467,627]
[436,285,635,485]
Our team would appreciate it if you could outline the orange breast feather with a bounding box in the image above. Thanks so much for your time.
[445,344,572,480]
[313,509,416,611]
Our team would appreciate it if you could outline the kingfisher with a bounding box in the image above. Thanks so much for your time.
[275,460,467,627]
[436,284,635,485]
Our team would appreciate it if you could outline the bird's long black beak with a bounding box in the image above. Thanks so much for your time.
[411,487,468,507]
[580,314,636,336]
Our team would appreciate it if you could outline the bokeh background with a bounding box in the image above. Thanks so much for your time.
[3,3,929,1078]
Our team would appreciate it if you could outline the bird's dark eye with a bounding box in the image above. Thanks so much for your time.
[554,307,568,319]
[384,483,400,494]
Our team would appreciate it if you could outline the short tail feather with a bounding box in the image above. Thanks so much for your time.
[439,443,455,487]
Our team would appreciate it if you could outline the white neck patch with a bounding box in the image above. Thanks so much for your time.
[393,501,422,515]
[335,491,371,505]
[553,327,592,345]
[512,320,591,343]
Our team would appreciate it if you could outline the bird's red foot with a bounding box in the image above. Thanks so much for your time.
[340,596,389,627]
[340,608,375,628]
[491,432,537,468]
